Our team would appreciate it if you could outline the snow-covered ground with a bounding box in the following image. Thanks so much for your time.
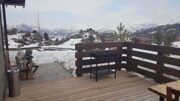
[8,34,22,48]
[41,38,82,50]
[172,41,180,48]
[8,33,180,73]
[9,50,76,69]
[9,37,82,70]
[8,34,39,48]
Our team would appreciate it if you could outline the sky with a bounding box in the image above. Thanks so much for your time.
[6,0,180,30]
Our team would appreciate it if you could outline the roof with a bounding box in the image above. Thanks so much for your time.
[1,0,25,6]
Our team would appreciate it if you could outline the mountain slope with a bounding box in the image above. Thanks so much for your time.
[133,23,180,36]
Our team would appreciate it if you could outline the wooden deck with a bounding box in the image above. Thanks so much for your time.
[6,71,159,101]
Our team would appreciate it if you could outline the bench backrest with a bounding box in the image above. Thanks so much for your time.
[15,56,27,71]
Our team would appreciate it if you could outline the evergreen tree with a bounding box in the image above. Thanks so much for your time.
[163,32,178,47]
[54,38,59,45]
[44,33,49,40]
[153,31,163,46]
[79,29,84,34]
[112,23,131,42]
[32,30,37,34]
[88,35,95,43]
[10,28,17,35]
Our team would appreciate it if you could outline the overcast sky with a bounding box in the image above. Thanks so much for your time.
[6,0,180,30]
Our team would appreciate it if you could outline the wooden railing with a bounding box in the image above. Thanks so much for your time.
[75,42,180,83]
[75,42,123,76]
[126,42,180,83]
[8,46,40,51]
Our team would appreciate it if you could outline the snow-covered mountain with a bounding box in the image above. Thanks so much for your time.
[51,29,78,38]
[8,23,78,37]
[8,24,35,32]
[127,23,158,32]
[133,23,180,36]
[97,24,158,34]
[97,28,114,34]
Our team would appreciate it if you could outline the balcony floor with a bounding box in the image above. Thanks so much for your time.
[6,71,159,101]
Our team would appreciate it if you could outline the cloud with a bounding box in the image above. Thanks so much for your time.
[6,0,180,29]
[22,0,112,15]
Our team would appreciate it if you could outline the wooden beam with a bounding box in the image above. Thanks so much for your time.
[4,0,25,6]
[0,5,6,100]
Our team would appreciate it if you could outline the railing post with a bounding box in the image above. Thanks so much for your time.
[156,50,164,83]
[116,44,122,70]
[126,42,133,72]
[75,45,83,77]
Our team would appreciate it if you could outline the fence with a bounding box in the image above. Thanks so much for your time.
[75,42,180,83]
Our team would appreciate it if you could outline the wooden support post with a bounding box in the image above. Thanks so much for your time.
[116,45,122,70]
[159,96,164,101]
[76,49,83,77]
[0,7,6,100]
[126,42,132,72]
[2,3,10,70]
[156,50,164,83]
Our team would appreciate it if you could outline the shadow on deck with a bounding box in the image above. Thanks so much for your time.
[6,71,158,101]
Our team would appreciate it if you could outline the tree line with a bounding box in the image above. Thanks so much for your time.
[84,22,178,47]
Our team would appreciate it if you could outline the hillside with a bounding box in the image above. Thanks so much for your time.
[8,23,78,38]
[133,23,180,37]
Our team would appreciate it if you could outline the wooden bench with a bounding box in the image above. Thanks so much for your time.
[167,86,180,101]
[15,56,30,80]
[149,80,180,101]
[15,56,39,80]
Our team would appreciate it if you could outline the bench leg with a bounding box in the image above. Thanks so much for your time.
[26,71,29,80]
[19,72,21,79]
[115,72,116,79]
[159,96,164,101]
[32,66,39,74]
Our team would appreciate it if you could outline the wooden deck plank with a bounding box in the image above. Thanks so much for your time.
[51,81,149,101]
[6,71,158,101]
